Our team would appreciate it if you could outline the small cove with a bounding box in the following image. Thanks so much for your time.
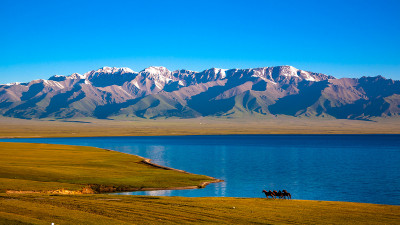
[2,134,400,205]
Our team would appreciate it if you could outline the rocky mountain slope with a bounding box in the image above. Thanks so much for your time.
[1,66,399,120]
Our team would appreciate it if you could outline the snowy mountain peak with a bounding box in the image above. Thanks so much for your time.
[211,68,227,73]
[48,73,84,81]
[279,65,300,77]
[82,67,137,83]
[3,82,22,86]
[142,66,170,75]
[120,67,135,73]
[212,68,227,78]
[95,67,135,74]
[69,73,85,79]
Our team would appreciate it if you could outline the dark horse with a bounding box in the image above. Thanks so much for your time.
[273,190,283,199]
[262,190,275,199]
[282,190,291,199]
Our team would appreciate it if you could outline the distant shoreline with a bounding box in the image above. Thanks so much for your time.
[1,117,400,139]
[2,133,400,140]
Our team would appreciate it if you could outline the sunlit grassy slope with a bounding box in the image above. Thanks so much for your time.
[0,142,213,193]
[1,194,399,225]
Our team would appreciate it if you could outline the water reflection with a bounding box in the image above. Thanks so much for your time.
[148,190,172,196]
[214,181,227,197]
[144,145,167,167]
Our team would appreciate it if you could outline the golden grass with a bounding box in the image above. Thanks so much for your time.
[0,194,399,224]
[1,116,400,139]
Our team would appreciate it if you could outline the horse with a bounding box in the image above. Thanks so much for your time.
[273,190,283,199]
[282,190,291,199]
[262,190,275,199]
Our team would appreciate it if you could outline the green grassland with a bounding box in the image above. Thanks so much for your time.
[0,142,214,193]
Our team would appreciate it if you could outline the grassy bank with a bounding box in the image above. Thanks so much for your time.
[0,142,214,193]
[1,117,400,139]
[1,194,399,224]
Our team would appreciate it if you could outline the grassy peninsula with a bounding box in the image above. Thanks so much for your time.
[0,142,216,194]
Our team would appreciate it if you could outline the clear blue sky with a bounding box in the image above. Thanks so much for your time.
[1,0,399,84]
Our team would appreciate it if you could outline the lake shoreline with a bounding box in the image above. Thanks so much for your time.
[1,136,399,206]
[3,133,400,140]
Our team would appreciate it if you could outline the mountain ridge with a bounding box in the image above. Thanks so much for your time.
[1,65,399,120]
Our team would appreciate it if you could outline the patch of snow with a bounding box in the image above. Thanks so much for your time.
[219,69,227,79]
[154,81,163,89]
[253,75,277,85]
[69,73,85,79]
[95,67,136,74]
[132,80,140,89]
[252,68,269,78]
[83,70,94,78]
[143,66,170,75]
[280,65,300,77]
[173,69,197,74]
[98,66,112,73]
[54,82,65,89]
[299,70,316,81]
[121,67,135,73]
[40,79,65,89]
[206,68,227,79]
[4,82,22,86]
[142,67,174,85]
[251,70,263,78]
[178,80,185,86]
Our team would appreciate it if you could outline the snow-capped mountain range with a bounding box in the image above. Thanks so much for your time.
[1,66,399,120]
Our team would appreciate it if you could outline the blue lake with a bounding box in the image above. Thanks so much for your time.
[2,135,400,205]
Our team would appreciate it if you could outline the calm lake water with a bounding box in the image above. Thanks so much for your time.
[2,135,400,205]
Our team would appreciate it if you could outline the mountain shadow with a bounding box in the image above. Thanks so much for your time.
[326,98,391,119]
[5,93,48,119]
[93,97,144,119]
[269,80,329,116]
[41,86,86,118]
[187,76,251,116]
[21,83,45,101]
